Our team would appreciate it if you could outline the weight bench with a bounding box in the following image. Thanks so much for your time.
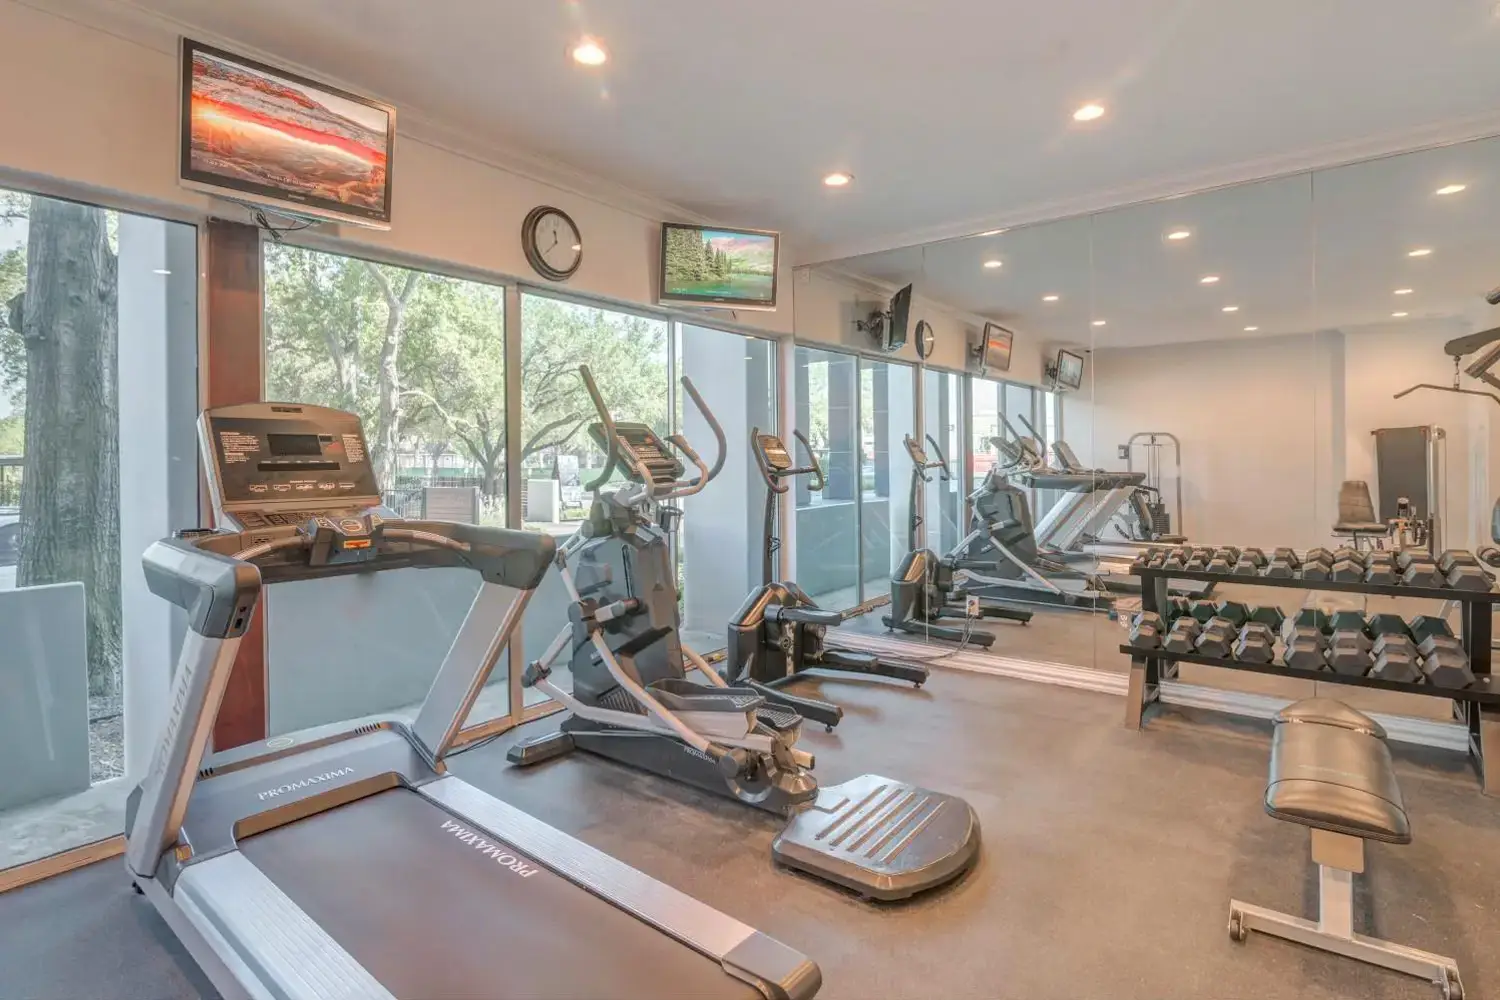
[1228,698,1464,999]
[1332,480,1390,552]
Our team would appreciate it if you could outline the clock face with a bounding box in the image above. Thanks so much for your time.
[917,320,936,358]
[523,206,582,281]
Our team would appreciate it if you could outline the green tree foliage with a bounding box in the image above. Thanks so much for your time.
[0,415,22,454]
[264,245,667,501]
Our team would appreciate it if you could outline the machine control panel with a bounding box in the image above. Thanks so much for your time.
[757,433,792,471]
[590,421,683,486]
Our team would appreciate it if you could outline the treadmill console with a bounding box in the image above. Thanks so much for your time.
[201,403,385,531]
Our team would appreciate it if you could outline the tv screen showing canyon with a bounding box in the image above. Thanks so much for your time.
[182,41,394,224]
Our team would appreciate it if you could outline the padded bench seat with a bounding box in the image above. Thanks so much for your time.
[1229,698,1463,998]
[1266,700,1409,843]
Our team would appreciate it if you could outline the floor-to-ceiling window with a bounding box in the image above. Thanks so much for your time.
[922,368,967,557]
[261,244,508,734]
[675,322,777,652]
[0,192,197,874]
[860,358,916,598]
[517,292,669,704]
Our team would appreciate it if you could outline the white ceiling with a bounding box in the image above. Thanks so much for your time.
[113,0,1500,262]
[830,135,1500,348]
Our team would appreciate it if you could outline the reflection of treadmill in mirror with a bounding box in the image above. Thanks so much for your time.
[725,429,928,732]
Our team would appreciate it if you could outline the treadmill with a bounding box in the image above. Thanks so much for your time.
[123,401,821,1000]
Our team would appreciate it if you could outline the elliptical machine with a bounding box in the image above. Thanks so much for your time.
[509,366,981,900]
[883,434,1032,646]
[724,428,927,732]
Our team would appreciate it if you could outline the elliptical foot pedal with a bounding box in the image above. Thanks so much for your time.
[754,704,806,738]
[506,730,576,766]
[771,773,980,900]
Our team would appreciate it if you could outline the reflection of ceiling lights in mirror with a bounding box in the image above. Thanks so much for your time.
[1221,305,1239,312]
[1092,319,1107,326]
[571,38,608,65]
[1073,103,1106,122]
[1392,311,1409,318]
[1043,294,1060,302]
[1435,184,1467,196]
[978,229,1007,236]
[1243,326,1259,332]
[1166,229,1192,241]
[1408,248,1433,257]
[983,259,1003,269]
[1394,288,1413,295]
[822,172,853,187]
[1199,275,1220,284]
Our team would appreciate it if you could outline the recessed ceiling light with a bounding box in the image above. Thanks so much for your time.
[1392,311,1409,318]
[1394,288,1413,295]
[1092,319,1107,327]
[1166,229,1192,241]
[1042,294,1060,302]
[983,259,1003,269]
[1073,103,1106,122]
[822,172,853,188]
[1199,275,1220,284]
[1408,248,1433,257]
[1435,184,1467,196]
[571,38,608,66]
[1243,326,1259,332]
[1221,305,1239,313]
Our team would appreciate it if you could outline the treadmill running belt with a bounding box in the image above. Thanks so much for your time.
[239,787,760,1000]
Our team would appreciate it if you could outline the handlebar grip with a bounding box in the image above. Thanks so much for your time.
[579,366,620,493]
[792,429,825,492]
[681,376,726,485]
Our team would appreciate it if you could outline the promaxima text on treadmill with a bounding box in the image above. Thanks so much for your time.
[256,767,355,801]
[439,819,540,877]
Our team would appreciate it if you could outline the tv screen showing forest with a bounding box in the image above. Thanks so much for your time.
[659,224,778,309]
[180,40,395,225]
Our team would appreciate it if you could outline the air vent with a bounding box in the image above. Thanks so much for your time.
[197,765,217,779]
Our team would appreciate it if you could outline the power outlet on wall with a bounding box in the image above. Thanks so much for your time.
[966,595,980,617]
[1117,444,1130,460]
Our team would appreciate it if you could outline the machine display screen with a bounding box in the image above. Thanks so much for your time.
[268,433,325,456]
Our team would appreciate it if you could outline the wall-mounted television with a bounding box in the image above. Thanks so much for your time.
[179,39,396,229]
[659,223,779,310]
[977,323,1014,373]
[1053,348,1085,391]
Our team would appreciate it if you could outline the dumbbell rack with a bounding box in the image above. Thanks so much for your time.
[1123,565,1500,794]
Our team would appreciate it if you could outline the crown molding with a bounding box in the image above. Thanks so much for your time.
[16,0,711,226]
[799,108,1500,266]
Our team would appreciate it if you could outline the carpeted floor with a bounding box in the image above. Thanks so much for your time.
[2,667,1495,999]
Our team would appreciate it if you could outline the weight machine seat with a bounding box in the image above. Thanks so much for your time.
[1265,700,1409,844]
[1332,480,1387,535]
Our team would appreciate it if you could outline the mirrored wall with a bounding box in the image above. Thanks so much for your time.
[813,133,1500,718]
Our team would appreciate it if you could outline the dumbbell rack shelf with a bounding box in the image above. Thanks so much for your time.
[1126,564,1500,794]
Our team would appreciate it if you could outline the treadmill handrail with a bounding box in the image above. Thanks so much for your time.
[142,537,264,640]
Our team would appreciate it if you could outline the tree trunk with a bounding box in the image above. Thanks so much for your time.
[17,197,121,699]
[367,265,421,490]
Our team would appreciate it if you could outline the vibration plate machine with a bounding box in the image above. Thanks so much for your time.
[509,368,981,900]
[722,427,929,732]
[123,402,822,1000]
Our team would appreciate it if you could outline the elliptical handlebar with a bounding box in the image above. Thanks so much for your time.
[669,375,727,499]
[902,433,950,483]
[579,366,626,492]
[751,427,825,495]
[578,365,728,499]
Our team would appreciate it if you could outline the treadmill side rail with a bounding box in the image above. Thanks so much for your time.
[423,776,822,1000]
[175,852,396,1000]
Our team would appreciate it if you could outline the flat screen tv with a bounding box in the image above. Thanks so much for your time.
[659,223,779,309]
[1055,348,1085,391]
[979,323,1014,373]
[885,284,912,351]
[179,39,396,229]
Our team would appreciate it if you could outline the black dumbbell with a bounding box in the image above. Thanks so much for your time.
[1366,613,1410,639]
[1438,549,1478,574]
[1162,617,1201,654]
[1364,559,1397,585]
[1327,629,1373,676]
[1246,605,1285,631]
[1301,557,1333,582]
[1231,553,1263,576]
[1233,623,1276,663]
[1129,611,1164,649]
[1163,550,1187,571]
[1190,599,1218,624]
[1207,551,1234,574]
[1409,615,1455,645]
[1446,563,1492,592]
[1281,606,1331,639]
[1195,617,1237,658]
[1421,644,1476,688]
[1283,627,1330,670]
[1166,595,1192,620]
[1331,546,1366,568]
[1214,600,1251,629]
[1399,558,1444,588]
[1329,610,1368,635]
[1332,557,1365,582]
[1370,634,1421,683]
[1395,549,1423,570]
[1265,556,1297,578]
[1185,549,1210,571]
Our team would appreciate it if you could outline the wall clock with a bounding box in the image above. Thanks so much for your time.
[522,206,582,282]
[915,320,936,360]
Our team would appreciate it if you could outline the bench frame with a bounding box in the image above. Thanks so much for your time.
[1230,828,1464,997]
